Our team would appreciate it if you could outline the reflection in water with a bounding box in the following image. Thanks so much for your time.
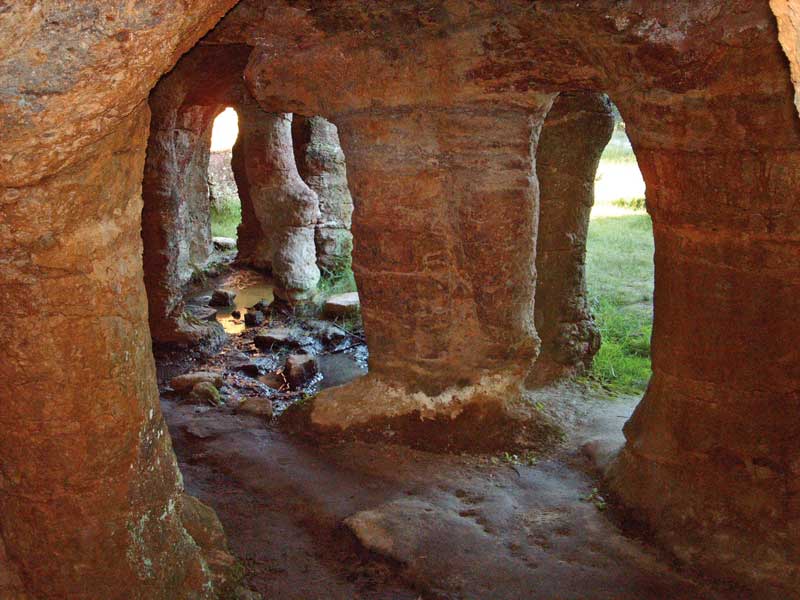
[215,283,274,334]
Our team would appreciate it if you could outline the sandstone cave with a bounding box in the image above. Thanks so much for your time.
[2,2,800,599]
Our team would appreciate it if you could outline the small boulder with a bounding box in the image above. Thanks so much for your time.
[284,353,319,388]
[305,319,347,345]
[232,361,261,377]
[324,292,360,318]
[253,327,312,350]
[231,310,241,319]
[212,236,237,251]
[244,310,266,327]
[209,289,236,307]
[189,381,221,406]
[236,397,274,420]
[170,371,223,392]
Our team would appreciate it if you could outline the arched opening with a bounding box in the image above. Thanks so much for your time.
[586,102,653,395]
[208,106,242,241]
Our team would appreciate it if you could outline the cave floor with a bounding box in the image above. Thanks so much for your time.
[161,380,741,599]
[156,267,739,599]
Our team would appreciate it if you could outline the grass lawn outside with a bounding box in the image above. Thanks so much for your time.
[586,126,654,394]
[210,196,241,239]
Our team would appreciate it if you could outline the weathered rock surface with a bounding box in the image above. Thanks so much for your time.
[0,2,240,597]
[284,353,319,388]
[141,43,252,345]
[236,108,321,301]
[529,92,614,384]
[170,371,224,393]
[235,397,274,420]
[4,0,800,597]
[323,292,361,318]
[210,289,236,307]
[293,115,355,274]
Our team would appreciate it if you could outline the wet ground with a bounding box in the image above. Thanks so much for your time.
[157,267,742,599]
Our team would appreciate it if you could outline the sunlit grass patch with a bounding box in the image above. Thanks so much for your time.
[210,197,241,239]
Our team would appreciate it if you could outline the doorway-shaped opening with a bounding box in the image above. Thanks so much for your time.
[208,107,242,243]
[586,102,653,396]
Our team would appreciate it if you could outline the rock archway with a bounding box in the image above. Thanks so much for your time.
[2,1,800,597]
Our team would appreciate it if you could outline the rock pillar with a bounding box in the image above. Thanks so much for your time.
[0,106,234,600]
[293,115,355,275]
[236,106,321,302]
[529,92,614,384]
[309,103,551,436]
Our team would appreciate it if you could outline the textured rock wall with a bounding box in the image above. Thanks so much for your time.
[237,108,321,301]
[4,0,800,596]
[310,103,547,427]
[142,101,219,344]
[772,0,800,115]
[0,2,239,598]
[293,116,355,274]
[228,1,800,593]
[529,92,614,384]
[142,43,252,344]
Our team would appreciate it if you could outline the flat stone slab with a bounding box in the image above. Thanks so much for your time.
[324,292,360,318]
[254,327,313,351]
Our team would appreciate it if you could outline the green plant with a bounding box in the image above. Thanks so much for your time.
[586,153,654,395]
[611,196,646,211]
[210,196,241,239]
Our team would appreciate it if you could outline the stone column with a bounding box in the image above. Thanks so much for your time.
[607,100,800,589]
[529,92,614,384]
[292,115,355,275]
[0,106,234,599]
[231,113,271,270]
[309,103,551,438]
[237,106,321,302]
[141,99,220,345]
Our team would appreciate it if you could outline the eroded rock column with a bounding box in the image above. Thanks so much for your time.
[529,92,614,384]
[0,106,234,599]
[309,103,552,444]
[237,106,321,301]
[607,90,800,590]
[142,100,220,345]
[293,116,355,275]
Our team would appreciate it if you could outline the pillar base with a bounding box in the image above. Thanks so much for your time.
[286,371,563,453]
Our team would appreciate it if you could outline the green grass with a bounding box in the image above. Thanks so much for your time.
[586,141,654,394]
[210,197,241,239]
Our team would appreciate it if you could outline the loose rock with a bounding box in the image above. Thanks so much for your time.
[305,319,348,345]
[212,236,237,251]
[209,289,236,307]
[324,292,360,318]
[253,327,312,351]
[244,310,266,327]
[236,397,274,420]
[170,371,223,392]
[284,353,319,388]
[189,381,222,405]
